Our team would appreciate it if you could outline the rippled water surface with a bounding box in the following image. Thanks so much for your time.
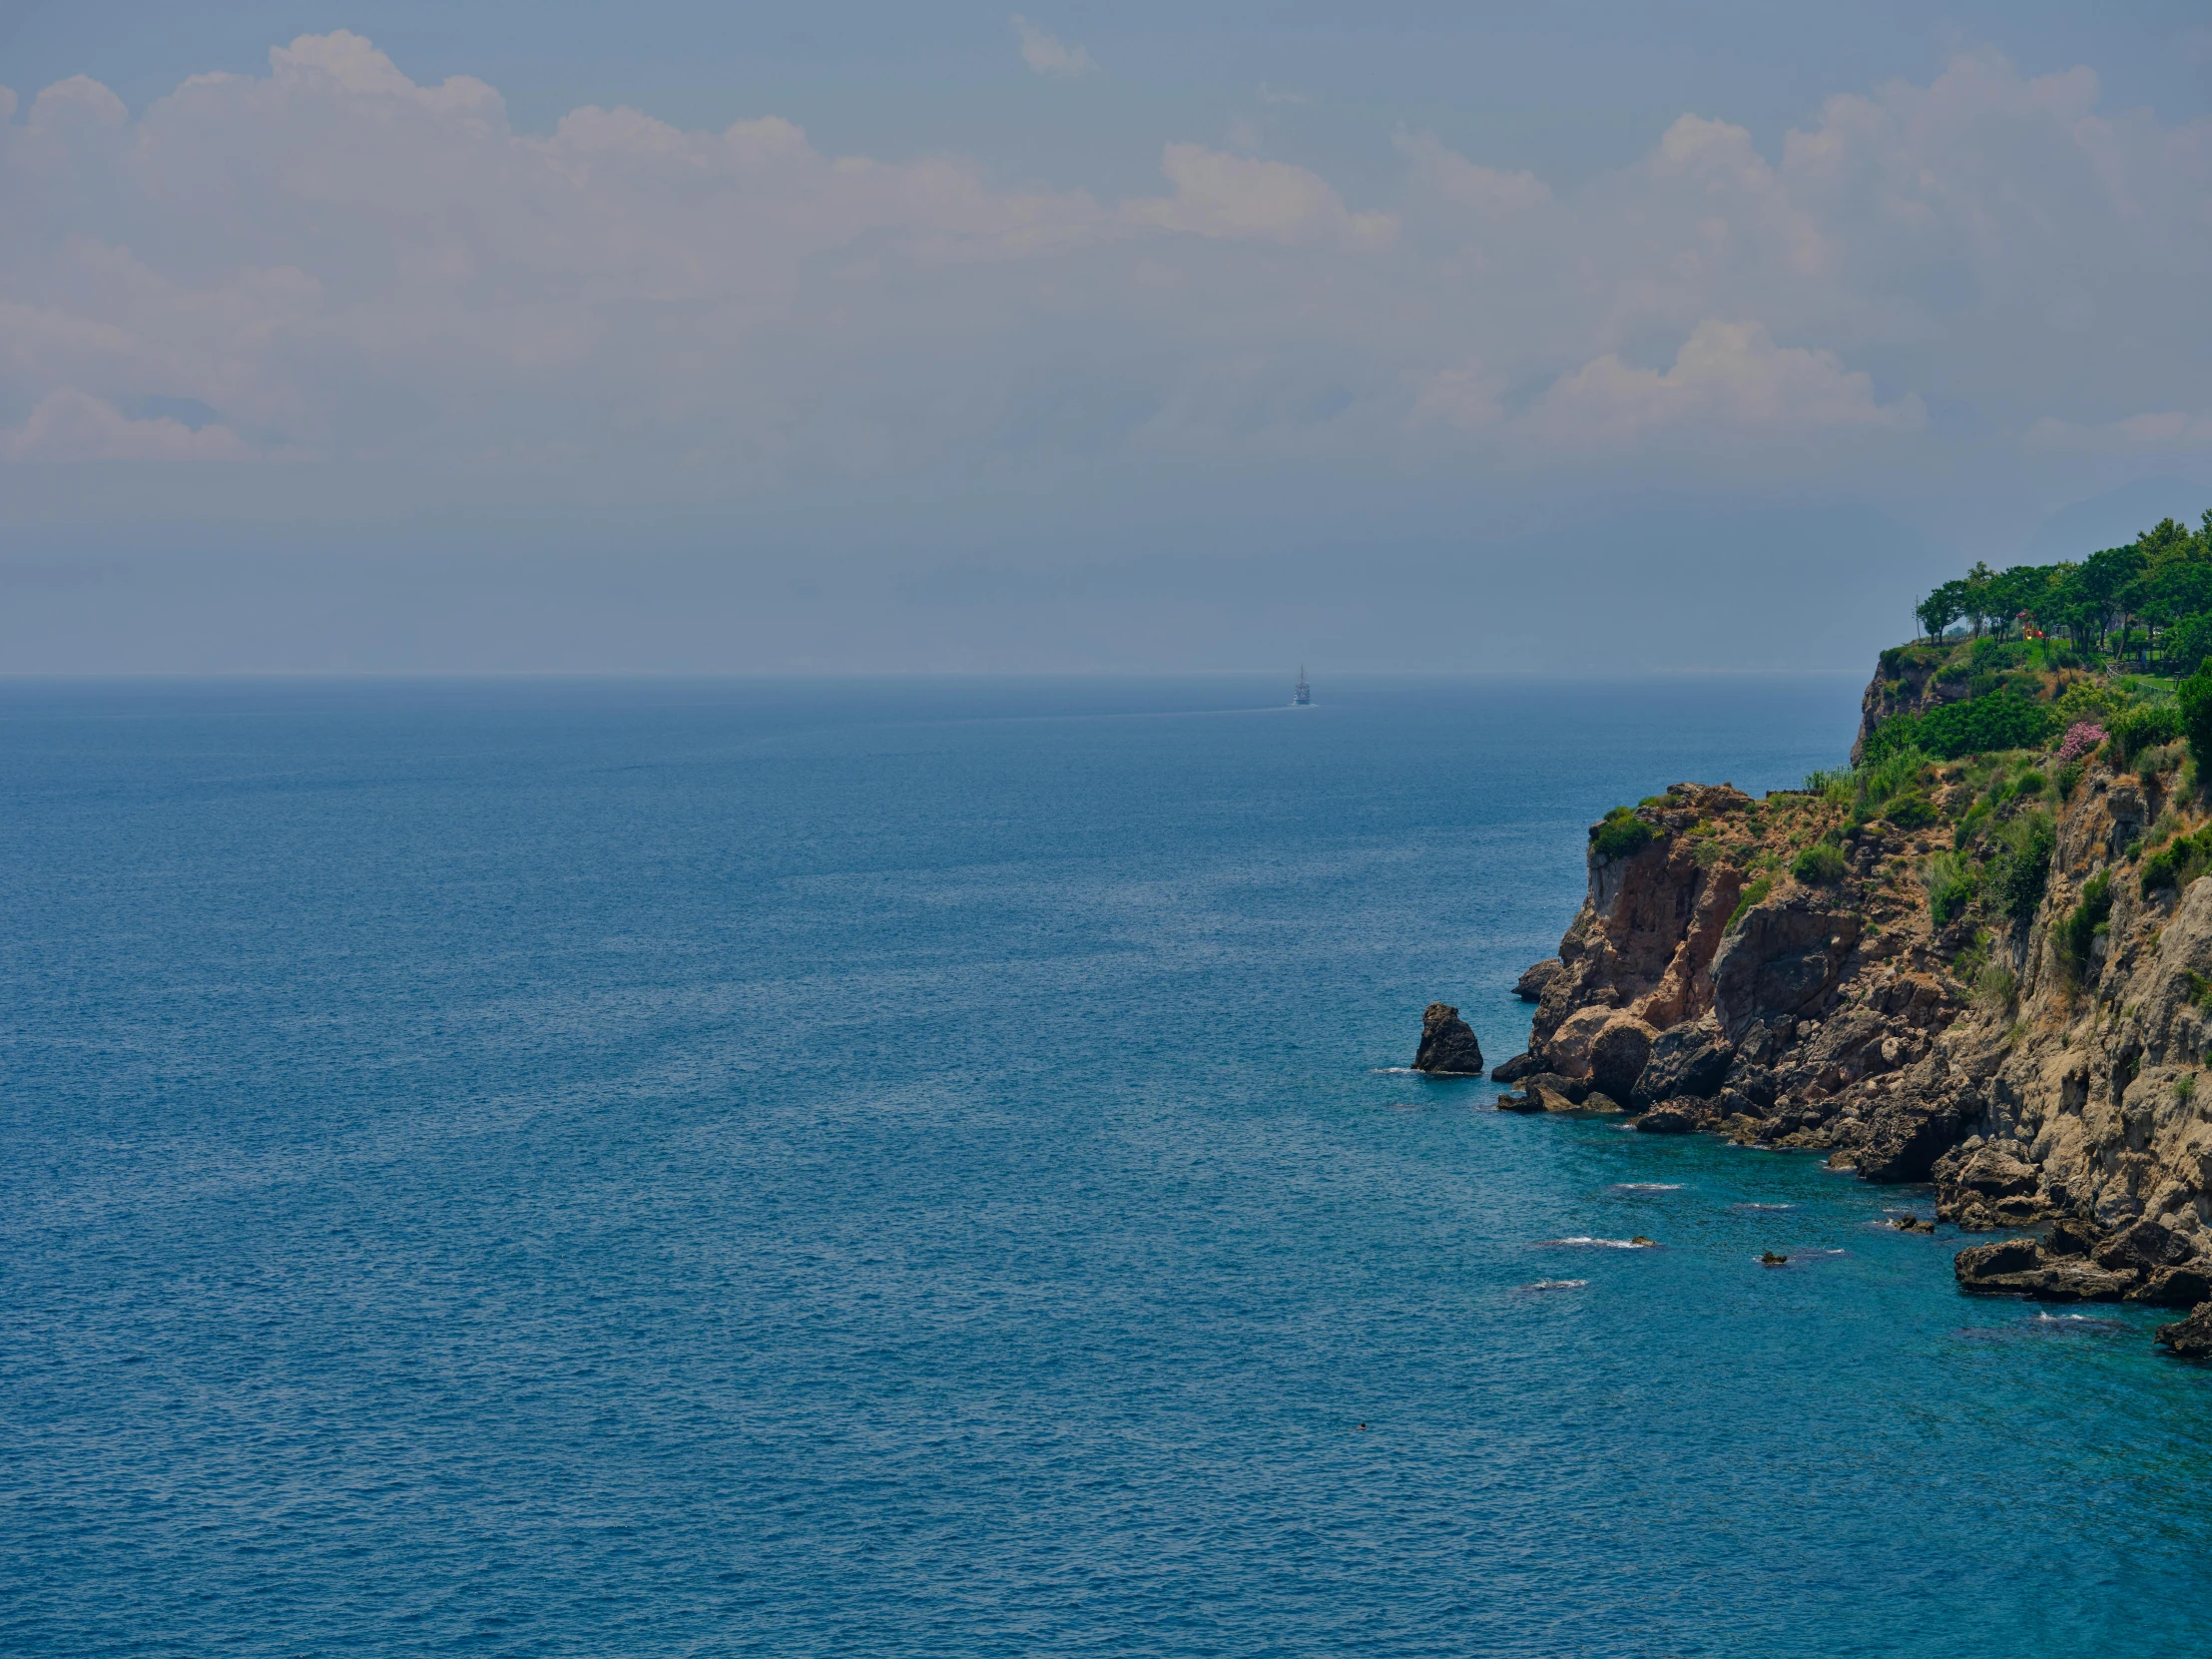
[5,675,2207,1657]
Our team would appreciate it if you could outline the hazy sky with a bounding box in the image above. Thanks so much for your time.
[4,2,2210,673]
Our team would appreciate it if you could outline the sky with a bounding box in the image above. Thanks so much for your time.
[3,2,2210,674]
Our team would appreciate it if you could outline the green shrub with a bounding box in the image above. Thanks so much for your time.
[1973,964,2019,1010]
[2011,770,2047,797]
[1726,874,1774,931]
[1591,807,1654,859]
[1792,842,1848,884]
[1886,793,1939,830]
[2181,668,2212,780]
[1865,694,2058,764]
[2055,761,2086,800]
[2141,826,2212,897]
[1925,850,1976,927]
[2167,614,2212,680]
[1986,810,2056,924]
[2109,702,2183,769]
[2059,869,2112,978]
[1856,746,1928,808]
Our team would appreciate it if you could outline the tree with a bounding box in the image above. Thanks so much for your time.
[2181,665,2212,778]
[1962,561,1995,637]
[1917,582,1965,642]
[2078,545,2143,651]
[2141,516,2194,568]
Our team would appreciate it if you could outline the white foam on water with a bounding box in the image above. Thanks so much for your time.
[1733,1202,1795,1212]
[1611,1183,1683,1192]
[1536,1237,1654,1249]
[1518,1279,1589,1291]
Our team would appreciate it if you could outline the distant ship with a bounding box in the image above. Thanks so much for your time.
[1293,667,1312,706]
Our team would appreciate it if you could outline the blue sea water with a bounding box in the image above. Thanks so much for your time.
[3,674,2208,1659]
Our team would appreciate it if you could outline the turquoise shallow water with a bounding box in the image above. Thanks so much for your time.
[3,674,2207,1658]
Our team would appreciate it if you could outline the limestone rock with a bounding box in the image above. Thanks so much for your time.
[2129,1265,2212,1308]
[1855,1081,1970,1185]
[1519,1072,1589,1106]
[1490,1051,1539,1083]
[1588,1017,1659,1102]
[1413,1003,1485,1075]
[1635,1099,1702,1135]
[1514,958,1562,1002]
[2156,1303,2212,1357]
[1709,893,1862,1043]
[1631,1023,1733,1110]
[1953,1237,2134,1302]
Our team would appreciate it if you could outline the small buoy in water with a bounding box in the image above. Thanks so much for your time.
[1760,1251,1789,1266]
[1631,1235,1657,1247]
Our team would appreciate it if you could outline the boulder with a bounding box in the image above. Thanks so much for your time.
[1520,1072,1589,1105]
[1588,1018,1659,1103]
[1490,1051,1539,1083]
[1514,958,1563,1002]
[2093,1218,2198,1274]
[1496,1093,1544,1114]
[2157,1302,2212,1357]
[1413,1003,1485,1075]
[1949,1145,2039,1201]
[1855,1086,1969,1184]
[1635,1100,1701,1135]
[2129,1265,2212,1308]
[1709,893,1862,1042]
[2042,1218,2100,1258]
[1580,1090,1626,1114]
[1630,1024,1733,1110]
[1953,1237,2134,1302]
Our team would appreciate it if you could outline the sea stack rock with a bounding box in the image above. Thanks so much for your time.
[1413,1003,1485,1075]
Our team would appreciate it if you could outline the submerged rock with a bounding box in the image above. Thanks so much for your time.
[1413,1003,1485,1075]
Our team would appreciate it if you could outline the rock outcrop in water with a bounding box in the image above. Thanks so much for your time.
[1413,1003,1485,1075]
[1483,692,2212,1353]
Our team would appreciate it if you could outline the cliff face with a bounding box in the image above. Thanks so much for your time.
[1508,720,2212,1347]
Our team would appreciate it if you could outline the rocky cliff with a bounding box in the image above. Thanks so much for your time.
[1496,711,2212,1354]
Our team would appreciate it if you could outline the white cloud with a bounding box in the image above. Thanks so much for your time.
[0,34,2202,497]
[1129,145,1395,246]
[0,387,255,461]
[1526,320,1926,444]
[1011,16,1097,79]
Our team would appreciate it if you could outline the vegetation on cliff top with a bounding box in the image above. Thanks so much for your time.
[1588,505,2212,1004]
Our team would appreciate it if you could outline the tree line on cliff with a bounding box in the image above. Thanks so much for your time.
[1913,511,2212,671]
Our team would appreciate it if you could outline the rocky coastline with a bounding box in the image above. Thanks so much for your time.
[1457,696,2212,1358]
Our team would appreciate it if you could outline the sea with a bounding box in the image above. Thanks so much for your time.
[3,674,2207,1658]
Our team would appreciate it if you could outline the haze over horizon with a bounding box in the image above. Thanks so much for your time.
[4,2,2210,674]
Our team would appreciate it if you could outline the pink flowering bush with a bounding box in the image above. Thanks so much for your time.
[2055,722,2106,764]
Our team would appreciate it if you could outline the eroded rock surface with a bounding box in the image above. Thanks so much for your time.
[1480,752,2212,1351]
[1413,1003,1485,1075]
